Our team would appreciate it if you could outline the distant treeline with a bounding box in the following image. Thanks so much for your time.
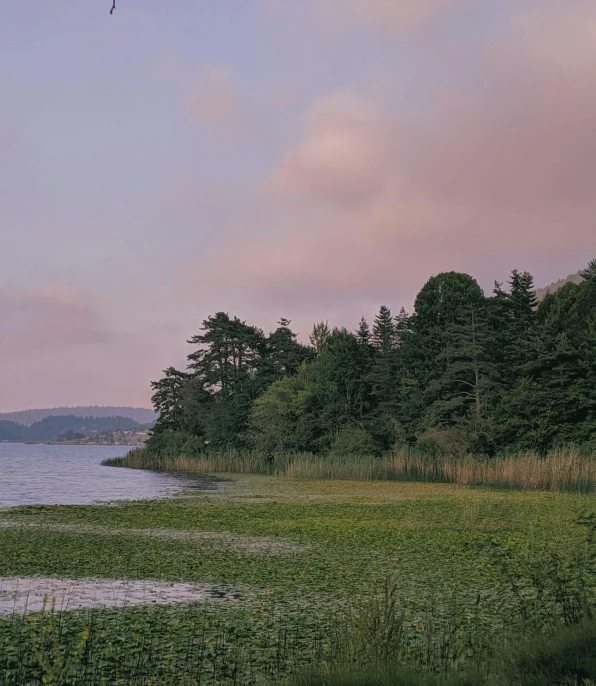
[147,260,596,459]
[0,415,144,443]
[0,406,157,427]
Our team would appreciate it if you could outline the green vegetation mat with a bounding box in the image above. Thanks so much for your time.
[1,476,596,684]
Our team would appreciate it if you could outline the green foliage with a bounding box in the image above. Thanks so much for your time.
[26,599,90,685]
[310,321,332,353]
[146,260,596,457]
[292,620,596,686]
[500,620,596,685]
[290,664,480,685]
[249,374,314,453]
[151,366,193,434]
[3,477,596,683]
[372,306,396,354]
[149,313,311,451]
[356,317,372,348]
[330,425,376,457]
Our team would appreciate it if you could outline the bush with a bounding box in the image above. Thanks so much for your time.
[416,427,471,457]
[145,430,202,458]
[330,425,376,457]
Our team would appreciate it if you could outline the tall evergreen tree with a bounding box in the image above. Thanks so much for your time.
[187,313,264,396]
[394,307,411,346]
[356,316,372,348]
[372,306,396,353]
[368,306,402,450]
[186,313,265,448]
[487,270,539,393]
[150,367,190,433]
[425,309,498,449]
[259,319,313,388]
[406,273,486,413]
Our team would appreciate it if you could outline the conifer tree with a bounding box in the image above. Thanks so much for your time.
[187,312,264,396]
[372,306,396,353]
[356,316,372,347]
[260,318,312,386]
[186,313,265,448]
[394,307,411,345]
[581,259,596,282]
[426,309,498,440]
[150,367,190,433]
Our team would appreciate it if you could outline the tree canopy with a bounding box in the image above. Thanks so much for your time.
[147,261,596,458]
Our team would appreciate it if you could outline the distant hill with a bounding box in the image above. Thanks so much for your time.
[536,271,584,301]
[0,414,146,443]
[0,406,156,427]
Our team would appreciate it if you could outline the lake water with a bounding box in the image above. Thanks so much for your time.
[0,443,212,508]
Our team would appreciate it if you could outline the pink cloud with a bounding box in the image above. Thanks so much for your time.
[188,1,596,312]
[262,0,461,37]
[181,66,241,129]
[179,65,265,141]
[267,92,395,208]
[313,0,460,36]
[0,283,175,411]
[0,284,112,356]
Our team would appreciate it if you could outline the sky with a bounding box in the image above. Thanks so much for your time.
[1,0,595,412]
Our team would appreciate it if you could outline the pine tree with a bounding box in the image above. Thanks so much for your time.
[372,306,396,353]
[187,312,264,396]
[259,319,313,388]
[426,309,498,439]
[150,367,190,433]
[356,316,371,347]
[394,307,411,345]
[485,271,539,395]
[403,273,486,437]
[186,312,265,448]
[495,268,592,452]
[581,259,596,281]
[508,270,538,346]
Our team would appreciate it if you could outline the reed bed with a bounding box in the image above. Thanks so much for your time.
[104,448,596,493]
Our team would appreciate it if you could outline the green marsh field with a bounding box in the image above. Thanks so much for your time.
[2,476,596,684]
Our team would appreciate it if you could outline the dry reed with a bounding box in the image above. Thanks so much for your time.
[105,448,596,493]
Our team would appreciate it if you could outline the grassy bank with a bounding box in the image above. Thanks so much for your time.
[104,447,596,493]
[2,476,596,683]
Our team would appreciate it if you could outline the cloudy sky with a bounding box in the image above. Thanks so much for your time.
[1,0,595,412]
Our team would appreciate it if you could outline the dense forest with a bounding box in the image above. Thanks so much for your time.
[147,262,596,459]
[0,415,144,443]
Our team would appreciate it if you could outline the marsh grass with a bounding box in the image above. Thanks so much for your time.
[4,478,596,684]
[7,580,595,686]
[105,447,596,494]
[291,619,596,686]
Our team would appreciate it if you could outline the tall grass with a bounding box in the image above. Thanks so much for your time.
[103,448,596,493]
[104,448,294,475]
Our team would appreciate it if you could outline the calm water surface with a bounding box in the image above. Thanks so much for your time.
[0,443,210,508]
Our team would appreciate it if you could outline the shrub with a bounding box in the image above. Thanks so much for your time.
[330,425,376,457]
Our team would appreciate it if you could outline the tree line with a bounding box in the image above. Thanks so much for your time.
[148,261,596,458]
[0,415,143,442]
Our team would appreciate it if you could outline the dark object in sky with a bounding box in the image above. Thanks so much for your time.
[110,1,116,14]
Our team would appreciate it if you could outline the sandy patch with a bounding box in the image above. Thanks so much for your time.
[0,576,241,615]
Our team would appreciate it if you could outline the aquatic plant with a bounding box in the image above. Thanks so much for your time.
[105,447,596,494]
